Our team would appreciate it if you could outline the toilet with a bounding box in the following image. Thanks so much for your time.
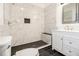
[16,48,39,56]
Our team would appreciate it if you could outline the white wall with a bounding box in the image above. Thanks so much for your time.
[0,3,4,25]
[56,4,79,32]
[44,3,57,33]
[0,4,10,36]
[4,3,57,46]
[4,3,11,25]
[4,3,44,46]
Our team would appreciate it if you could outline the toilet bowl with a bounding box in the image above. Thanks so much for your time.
[16,48,39,56]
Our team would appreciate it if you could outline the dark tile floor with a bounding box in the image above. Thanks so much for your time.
[11,40,47,55]
[39,46,64,56]
[11,40,64,56]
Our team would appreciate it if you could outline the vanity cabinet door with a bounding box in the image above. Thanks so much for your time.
[53,32,63,52]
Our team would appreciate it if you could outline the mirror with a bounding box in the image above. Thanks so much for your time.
[62,3,79,24]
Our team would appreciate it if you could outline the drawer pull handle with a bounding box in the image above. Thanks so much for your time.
[61,38,63,40]
[69,42,72,44]
[7,45,11,49]
[69,51,72,53]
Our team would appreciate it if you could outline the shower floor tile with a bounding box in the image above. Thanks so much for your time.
[11,40,64,56]
[11,40,47,55]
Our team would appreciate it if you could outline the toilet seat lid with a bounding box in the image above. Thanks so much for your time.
[16,48,39,56]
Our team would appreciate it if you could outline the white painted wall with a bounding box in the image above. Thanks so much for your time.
[4,3,11,25]
[56,4,79,32]
[0,4,10,36]
[4,4,44,46]
[0,3,4,25]
[44,3,57,33]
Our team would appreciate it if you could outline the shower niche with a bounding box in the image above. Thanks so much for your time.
[24,18,30,24]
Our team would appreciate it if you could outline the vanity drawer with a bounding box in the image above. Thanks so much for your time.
[63,36,79,49]
[63,44,79,56]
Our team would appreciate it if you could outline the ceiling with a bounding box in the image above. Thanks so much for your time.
[31,3,52,8]
[11,3,53,8]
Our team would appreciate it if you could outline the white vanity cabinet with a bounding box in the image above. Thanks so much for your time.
[52,31,79,56]
[63,36,79,56]
[52,32,63,53]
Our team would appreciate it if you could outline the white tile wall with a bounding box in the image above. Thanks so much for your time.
[4,3,45,46]
[2,3,57,46]
[0,3,4,25]
[44,3,57,33]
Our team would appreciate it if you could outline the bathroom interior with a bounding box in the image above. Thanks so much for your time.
[1,3,79,56]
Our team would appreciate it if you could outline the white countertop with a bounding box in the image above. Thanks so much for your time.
[55,30,79,33]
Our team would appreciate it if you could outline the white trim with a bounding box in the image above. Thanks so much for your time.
[37,44,51,50]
